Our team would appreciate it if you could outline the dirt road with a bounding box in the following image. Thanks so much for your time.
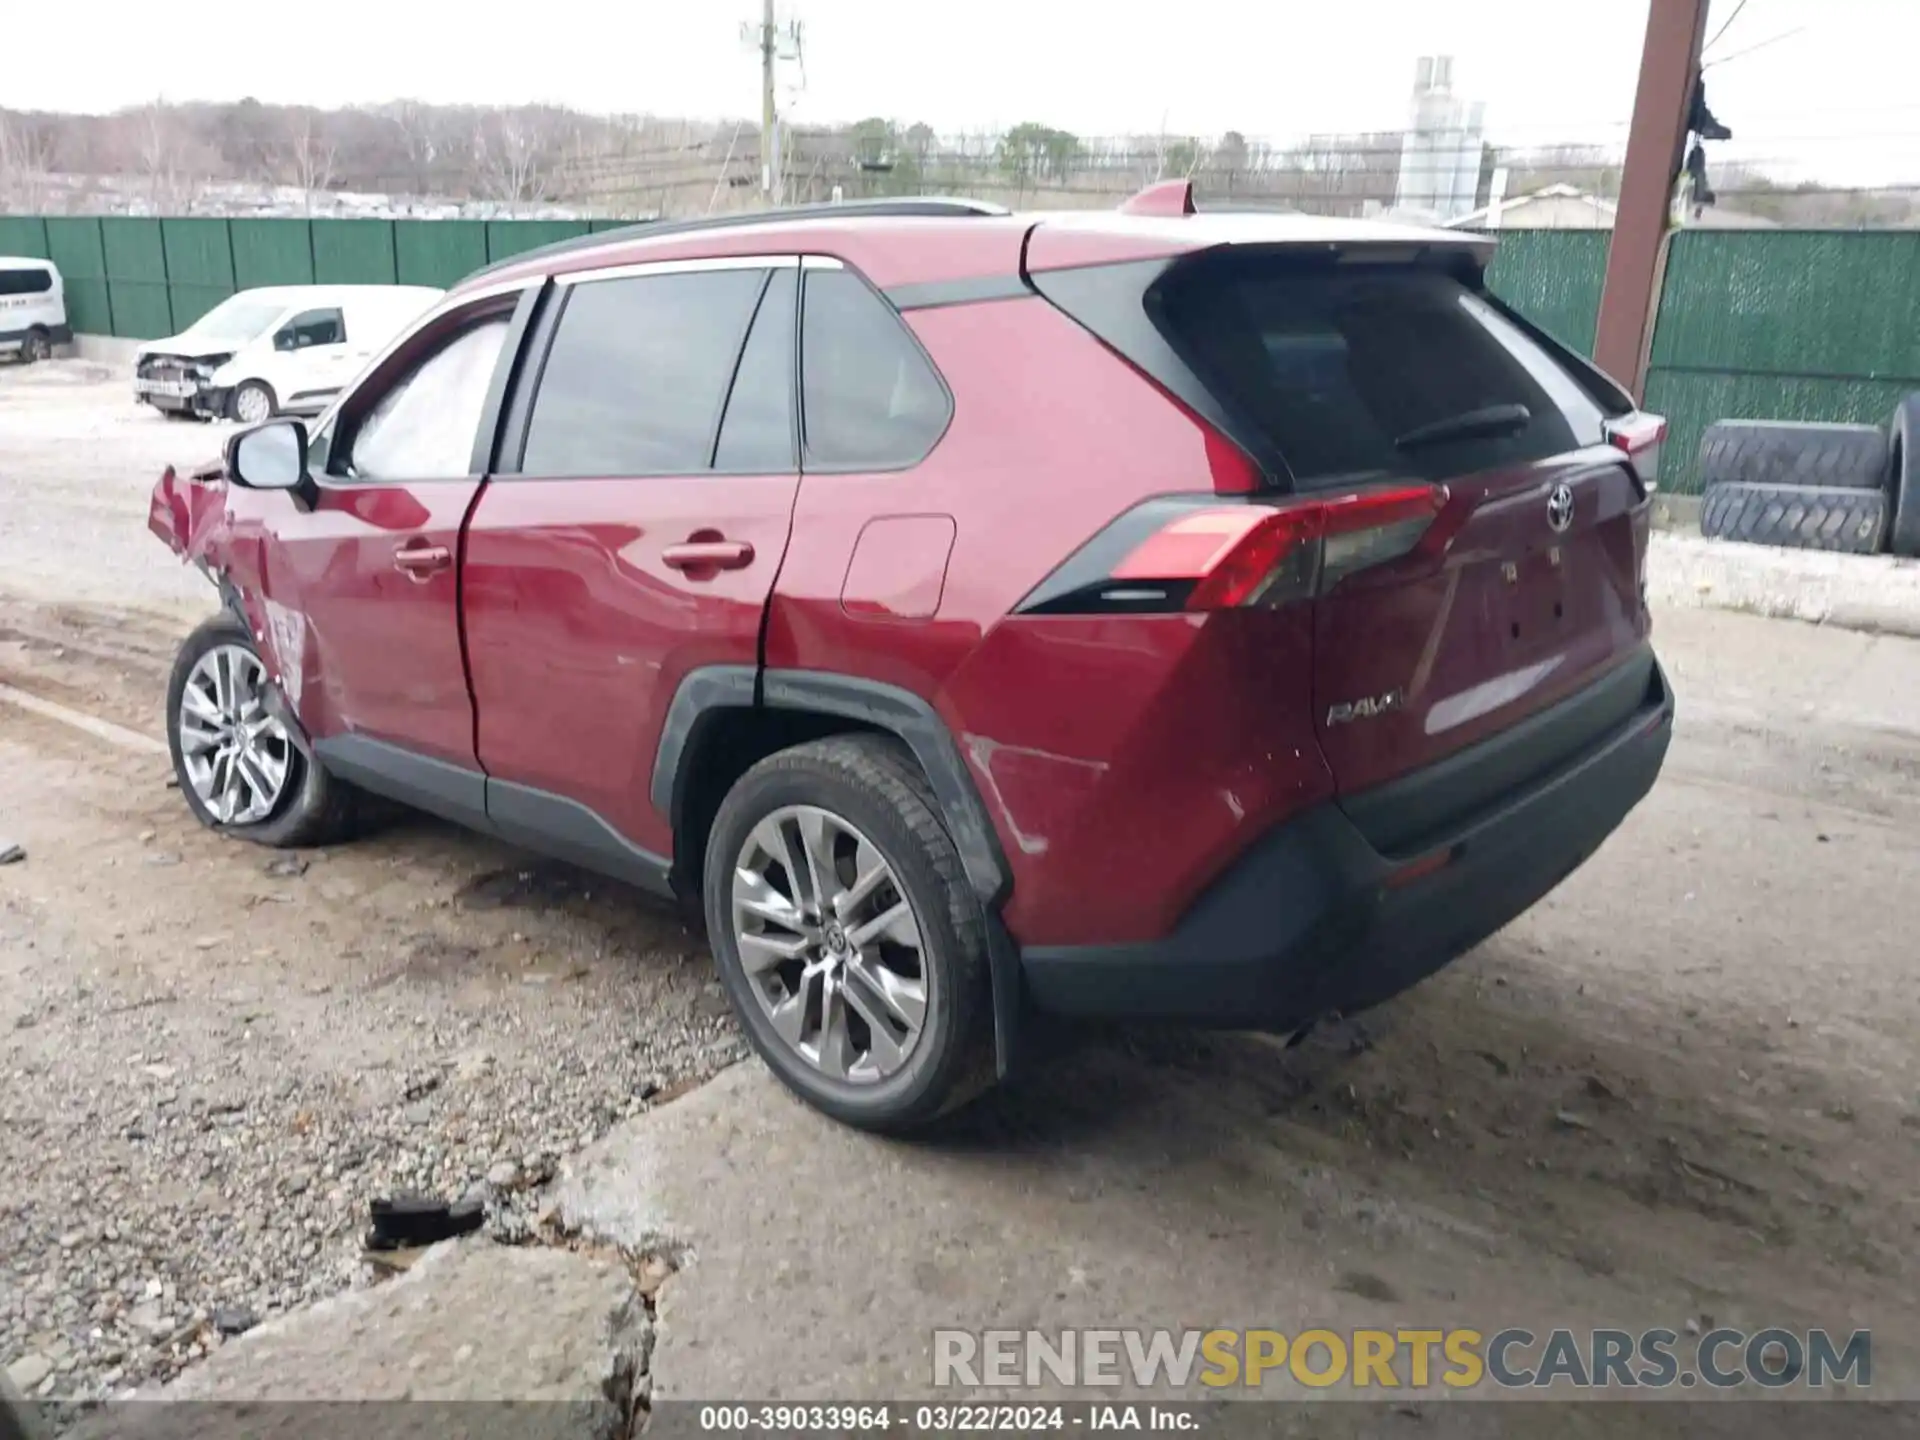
[4,358,1920,1411]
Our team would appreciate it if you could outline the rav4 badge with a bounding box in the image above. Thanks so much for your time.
[1326,691,1405,726]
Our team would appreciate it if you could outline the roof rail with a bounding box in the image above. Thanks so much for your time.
[466,196,1011,281]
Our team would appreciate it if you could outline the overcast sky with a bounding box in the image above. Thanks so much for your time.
[29,0,1920,181]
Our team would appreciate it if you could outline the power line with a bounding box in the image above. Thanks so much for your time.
[1703,25,1808,70]
[1702,0,1753,57]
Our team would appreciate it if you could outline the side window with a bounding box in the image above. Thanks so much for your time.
[335,315,510,482]
[276,307,345,351]
[713,269,797,472]
[519,268,767,477]
[800,269,949,469]
[0,267,53,297]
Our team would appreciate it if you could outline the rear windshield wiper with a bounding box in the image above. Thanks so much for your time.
[1393,403,1531,451]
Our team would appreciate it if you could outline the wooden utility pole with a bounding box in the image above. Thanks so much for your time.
[1592,0,1712,399]
[760,0,779,202]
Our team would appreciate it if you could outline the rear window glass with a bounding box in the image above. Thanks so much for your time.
[0,266,53,296]
[1151,258,1608,488]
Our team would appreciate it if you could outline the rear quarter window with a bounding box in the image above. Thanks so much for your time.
[1150,256,1609,488]
[800,268,950,470]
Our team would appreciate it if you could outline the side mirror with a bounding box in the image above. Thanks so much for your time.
[226,419,312,501]
[274,329,298,352]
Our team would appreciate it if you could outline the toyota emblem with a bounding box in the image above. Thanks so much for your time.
[1546,483,1575,534]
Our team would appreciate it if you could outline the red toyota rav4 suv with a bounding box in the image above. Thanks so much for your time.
[149,187,1674,1132]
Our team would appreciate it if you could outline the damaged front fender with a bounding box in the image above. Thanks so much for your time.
[147,456,306,730]
[147,452,273,611]
[147,455,232,569]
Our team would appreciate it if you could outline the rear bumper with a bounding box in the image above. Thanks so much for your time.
[1021,657,1675,1027]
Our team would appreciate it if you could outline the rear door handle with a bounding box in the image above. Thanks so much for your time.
[393,542,451,581]
[662,539,755,572]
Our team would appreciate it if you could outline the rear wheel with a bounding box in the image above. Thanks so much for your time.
[231,380,277,425]
[166,614,359,847]
[19,327,51,364]
[702,736,994,1132]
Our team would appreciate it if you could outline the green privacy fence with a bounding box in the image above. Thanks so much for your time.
[1473,227,1920,495]
[1644,229,1920,495]
[1482,229,1610,359]
[4,214,1915,496]
[2,212,1618,350]
[0,214,631,341]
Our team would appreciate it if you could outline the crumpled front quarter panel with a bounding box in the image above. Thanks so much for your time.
[146,464,319,725]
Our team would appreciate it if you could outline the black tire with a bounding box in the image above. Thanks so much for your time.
[1698,481,1889,554]
[231,379,278,424]
[702,735,995,1133]
[1887,394,1920,559]
[0,1371,48,1440]
[165,613,361,847]
[19,327,51,364]
[1697,420,1889,493]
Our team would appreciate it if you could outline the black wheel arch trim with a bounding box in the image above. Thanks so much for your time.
[652,664,1010,905]
[648,664,762,843]
[651,664,1025,1080]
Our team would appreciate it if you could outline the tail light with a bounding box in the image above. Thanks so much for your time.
[1605,412,1666,492]
[1017,483,1449,615]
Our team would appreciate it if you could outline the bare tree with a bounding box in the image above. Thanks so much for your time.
[275,110,337,210]
[0,113,55,209]
[388,100,442,197]
[131,101,208,212]
[474,110,547,211]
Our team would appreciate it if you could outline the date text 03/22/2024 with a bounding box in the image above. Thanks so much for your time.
[692,1404,1193,1432]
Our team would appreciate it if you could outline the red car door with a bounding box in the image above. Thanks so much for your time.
[461,257,800,860]
[267,297,522,768]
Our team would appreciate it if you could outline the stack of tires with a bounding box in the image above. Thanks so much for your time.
[1698,396,1920,558]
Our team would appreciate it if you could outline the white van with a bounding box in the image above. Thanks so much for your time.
[133,284,443,422]
[0,257,70,363]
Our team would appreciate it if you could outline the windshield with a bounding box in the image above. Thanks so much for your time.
[182,295,287,345]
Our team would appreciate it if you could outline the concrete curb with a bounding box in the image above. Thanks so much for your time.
[67,334,144,372]
[1649,493,1702,534]
[1648,532,1920,639]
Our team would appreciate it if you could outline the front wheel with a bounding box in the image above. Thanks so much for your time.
[231,380,277,425]
[702,736,995,1132]
[166,614,358,847]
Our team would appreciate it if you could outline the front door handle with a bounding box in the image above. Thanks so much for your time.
[662,538,755,572]
[393,542,451,581]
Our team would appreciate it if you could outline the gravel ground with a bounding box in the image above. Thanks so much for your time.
[0,600,747,1402]
[0,359,216,618]
[0,711,747,1401]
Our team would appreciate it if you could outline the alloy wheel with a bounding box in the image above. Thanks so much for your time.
[235,385,271,424]
[730,804,930,1084]
[177,644,294,825]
